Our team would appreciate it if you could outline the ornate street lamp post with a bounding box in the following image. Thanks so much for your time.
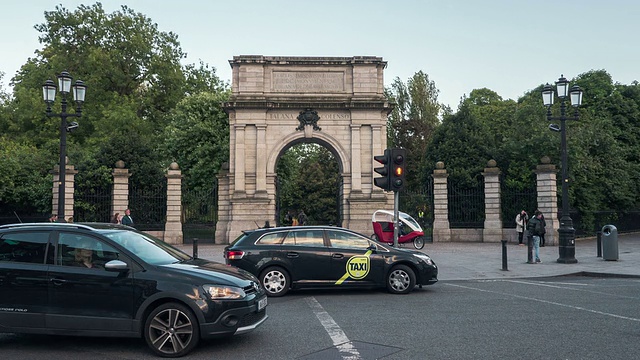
[542,75,583,264]
[43,71,87,222]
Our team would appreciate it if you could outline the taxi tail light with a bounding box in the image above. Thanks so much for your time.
[225,250,245,260]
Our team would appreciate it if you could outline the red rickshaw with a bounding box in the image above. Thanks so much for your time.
[370,210,425,250]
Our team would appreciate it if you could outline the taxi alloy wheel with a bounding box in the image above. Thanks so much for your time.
[144,302,200,357]
[260,266,290,297]
[387,265,416,294]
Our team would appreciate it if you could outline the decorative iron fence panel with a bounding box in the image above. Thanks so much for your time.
[74,185,113,223]
[399,178,435,242]
[448,179,485,228]
[182,183,217,243]
[129,184,166,231]
[500,175,537,228]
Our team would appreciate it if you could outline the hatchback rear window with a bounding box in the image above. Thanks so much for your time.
[0,231,49,264]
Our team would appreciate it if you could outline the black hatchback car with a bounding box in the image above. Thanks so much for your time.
[224,226,437,296]
[0,223,268,357]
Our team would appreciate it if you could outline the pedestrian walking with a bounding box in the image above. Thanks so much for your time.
[515,210,528,245]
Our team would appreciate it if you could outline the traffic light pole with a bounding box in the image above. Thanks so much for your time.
[393,190,400,247]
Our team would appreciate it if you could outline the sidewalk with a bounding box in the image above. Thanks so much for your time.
[175,233,640,281]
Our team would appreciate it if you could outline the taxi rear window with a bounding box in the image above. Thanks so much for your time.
[256,232,287,245]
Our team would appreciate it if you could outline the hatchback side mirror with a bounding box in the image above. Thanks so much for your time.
[104,259,129,272]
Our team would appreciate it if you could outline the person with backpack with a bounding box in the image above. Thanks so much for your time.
[527,210,544,263]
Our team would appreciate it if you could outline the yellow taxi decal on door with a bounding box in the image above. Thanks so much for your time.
[335,250,372,285]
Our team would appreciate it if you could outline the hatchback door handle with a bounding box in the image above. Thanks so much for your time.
[50,278,68,285]
[286,252,299,258]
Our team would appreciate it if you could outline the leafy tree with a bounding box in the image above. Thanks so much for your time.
[386,71,443,191]
[161,91,231,191]
[0,137,52,216]
[276,144,340,226]
[3,2,228,195]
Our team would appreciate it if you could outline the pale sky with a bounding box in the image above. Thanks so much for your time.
[1,0,638,109]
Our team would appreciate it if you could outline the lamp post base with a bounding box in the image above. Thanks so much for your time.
[557,225,578,264]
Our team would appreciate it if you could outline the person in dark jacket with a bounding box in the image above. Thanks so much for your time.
[527,211,544,263]
[121,208,134,227]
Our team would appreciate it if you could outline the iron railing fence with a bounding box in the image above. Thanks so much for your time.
[399,178,434,241]
[448,178,485,228]
[182,183,217,243]
[74,185,112,223]
[500,175,537,229]
[129,183,167,231]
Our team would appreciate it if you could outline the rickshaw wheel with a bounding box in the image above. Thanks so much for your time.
[413,237,425,250]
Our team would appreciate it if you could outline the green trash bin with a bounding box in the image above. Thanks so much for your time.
[601,224,618,261]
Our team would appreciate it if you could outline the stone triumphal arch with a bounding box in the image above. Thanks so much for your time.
[215,56,394,243]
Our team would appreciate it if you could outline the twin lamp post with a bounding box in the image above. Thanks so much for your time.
[542,75,583,264]
[42,71,86,223]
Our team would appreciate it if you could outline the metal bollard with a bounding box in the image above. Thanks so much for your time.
[193,238,199,259]
[501,240,508,271]
[596,231,602,258]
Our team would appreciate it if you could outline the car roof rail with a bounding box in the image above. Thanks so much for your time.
[0,222,95,231]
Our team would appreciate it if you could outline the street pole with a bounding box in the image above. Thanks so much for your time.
[56,96,69,222]
[43,72,86,223]
[542,75,582,264]
[393,190,399,247]
[557,99,576,263]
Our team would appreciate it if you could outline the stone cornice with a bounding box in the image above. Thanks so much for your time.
[224,100,394,113]
[229,55,387,68]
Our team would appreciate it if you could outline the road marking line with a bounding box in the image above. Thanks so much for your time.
[305,297,361,360]
[499,279,639,299]
[445,283,640,322]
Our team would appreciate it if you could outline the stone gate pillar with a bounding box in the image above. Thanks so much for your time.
[535,156,559,246]
[432,161,450,242]
[215,163,231,244]
[482,160,502,242]
[51,157,77,221]
[164,162,183,244]
[111,160,131,219]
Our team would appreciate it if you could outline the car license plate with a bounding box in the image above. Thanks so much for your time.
[258,297,267,311]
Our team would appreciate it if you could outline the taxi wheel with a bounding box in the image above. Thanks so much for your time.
[413,237,425,250]
[144,302,200,358]
[260,266,290,297]
[387,265,416,294]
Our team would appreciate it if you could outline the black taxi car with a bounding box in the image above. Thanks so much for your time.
[0,223,268,357]
[224,225,437,296]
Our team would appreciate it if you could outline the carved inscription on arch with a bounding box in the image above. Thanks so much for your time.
[272,71,345,92]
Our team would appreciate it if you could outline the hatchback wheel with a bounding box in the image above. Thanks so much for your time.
[144,302,200,357]
[386,265,416,294]
[260,266,290,297]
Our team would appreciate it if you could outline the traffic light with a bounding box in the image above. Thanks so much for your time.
[373,149,391,191]
[390,148,406,191]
